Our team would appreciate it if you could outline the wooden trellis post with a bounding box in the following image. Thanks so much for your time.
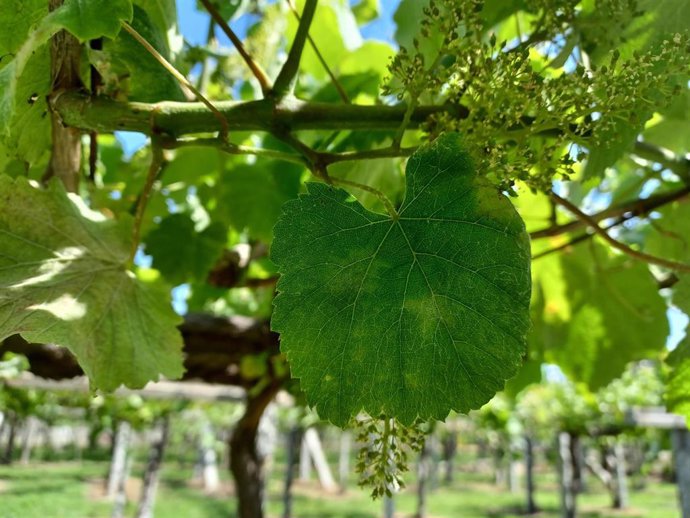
[627,407,690,518]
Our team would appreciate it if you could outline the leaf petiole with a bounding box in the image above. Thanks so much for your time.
[129,142,164,266]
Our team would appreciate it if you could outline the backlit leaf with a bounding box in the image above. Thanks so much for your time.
[0,176,184,391]
[549,242,668,388]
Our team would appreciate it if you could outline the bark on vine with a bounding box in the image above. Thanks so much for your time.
[230,380,282,518]
[44,0,83,192]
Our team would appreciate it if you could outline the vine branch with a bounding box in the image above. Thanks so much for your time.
[549,191,690,273]
[532,218,623,260]
[52,91,461,134]
[162,137,309,167]
[531,185,690,239]
[162,136,414,175]
[273,0,319,97]
[199,0,272,95]
[321,146,417,164]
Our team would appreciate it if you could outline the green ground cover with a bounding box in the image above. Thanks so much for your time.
[0,458,680,518]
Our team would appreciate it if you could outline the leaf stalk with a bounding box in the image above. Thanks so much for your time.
[129,143,164,265]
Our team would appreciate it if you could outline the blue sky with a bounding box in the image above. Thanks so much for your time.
[175,0,401,46]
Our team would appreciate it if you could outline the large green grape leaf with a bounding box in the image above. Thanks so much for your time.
[513,186,572,322]
[620,0,690,57]
[0,176,184,391]
[394,0,431,51]
[0,49,52,170]
[393,0,443,64]
[481,0,527,28]
[580,0,690,62]
[647,201,690,419]
[643,118,690,155]
[271,133,532,426]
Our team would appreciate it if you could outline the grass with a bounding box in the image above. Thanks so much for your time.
[0,454,681,518]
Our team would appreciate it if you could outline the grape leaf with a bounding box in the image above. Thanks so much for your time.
[584,120,642,179]
[0,0,132,134]
[0,49,52,169]
[144,214,226,286]
[393,0,428,50]
[94,5,184,103]
[0,2,52,168]
[0,1,46,59]
[646,200,690,264]
[646,200,690,315]
[135,0,180,52]
[0,176,184,391]
[271,133,531,426]
[643,119,690,155]
[216,161,303,242]
[549,242,668,389]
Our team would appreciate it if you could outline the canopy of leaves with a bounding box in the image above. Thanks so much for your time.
[516,381,596,436]
[271,134,531,426]
[0,176,184,390]
[597,362,663,430]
